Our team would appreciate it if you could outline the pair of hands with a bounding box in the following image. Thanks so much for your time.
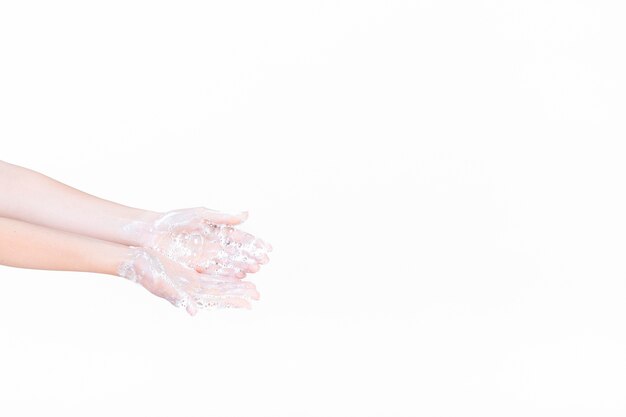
[118,208,272,315]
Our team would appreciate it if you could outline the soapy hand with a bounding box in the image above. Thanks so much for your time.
[128,207,272,279]
[118,247,260,315]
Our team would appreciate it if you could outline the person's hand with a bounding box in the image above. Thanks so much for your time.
[129,207,272,278]
[118,247,260,315]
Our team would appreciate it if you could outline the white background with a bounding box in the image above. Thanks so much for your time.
[1,1,625,416]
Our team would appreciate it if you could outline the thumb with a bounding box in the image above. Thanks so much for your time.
[168,292,197,316]
[185,297,198,316]
[200,208,248,225]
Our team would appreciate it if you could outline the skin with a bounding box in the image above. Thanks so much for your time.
[0,160,248,245]
[139,208,273,278]
[0,160,271,279]
[0,216,128,275]
[0,217,259,315]
[0,160,270,314]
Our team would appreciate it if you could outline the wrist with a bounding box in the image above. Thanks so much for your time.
[116,246,149,281]
[86,240,140,277]
[120,210,162,247]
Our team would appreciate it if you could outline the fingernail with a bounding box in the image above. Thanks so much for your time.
[222,210,247,221]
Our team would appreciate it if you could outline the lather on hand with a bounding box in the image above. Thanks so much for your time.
[126,207,272,279]
[0,160,272,314]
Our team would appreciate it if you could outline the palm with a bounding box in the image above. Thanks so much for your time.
[120,247,260,315]
[148,208,272,277]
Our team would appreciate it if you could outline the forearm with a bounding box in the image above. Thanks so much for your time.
[0,160,159,246]
[0,216,130,275]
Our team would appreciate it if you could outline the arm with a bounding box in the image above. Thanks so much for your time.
[0,216,127,274]
[0,160,270,279]
[0,160,247,246]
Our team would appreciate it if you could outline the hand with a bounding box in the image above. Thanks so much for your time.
[118,247,260,315]
[134,207,272,278]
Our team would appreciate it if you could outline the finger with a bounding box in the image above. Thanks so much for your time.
[223,244,240,256]
[192,277,258,294]
[238,286,261,300]
[226,231,272,256]
[245,238,274,253]
[154,208,206,232]
[229,259,260,273]
[197,263,244,278]
[196,273,241,284]
[256,253,270,265]
[253,238,273,252]
[219,284,260,300]
[200,208,248,225]
[195,264,244,278]
[193,287,259,300]
[200,257,255,276]
[228,229,256,245]
[189,279,259,300]
[193,295,252,310]
[166,288,193,312]
[221,297,252,309]
[186,298,198,316]
[221,282,259,300]
[148,274,185,303]
[242,248,270,264]
[217,266,244,277]
[217,296,253,309]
